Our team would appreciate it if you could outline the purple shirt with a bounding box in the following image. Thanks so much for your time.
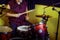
[8,0,27,26]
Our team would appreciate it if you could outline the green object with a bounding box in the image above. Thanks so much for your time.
[0,18,4,26]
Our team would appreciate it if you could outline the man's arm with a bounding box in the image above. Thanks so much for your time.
[6,9,34,17]
[6,4,23,17]
[6,5,34,17]
[6,13,22,17]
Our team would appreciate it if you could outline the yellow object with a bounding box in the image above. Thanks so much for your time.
[0,18,4,26]
[0,26,12,32]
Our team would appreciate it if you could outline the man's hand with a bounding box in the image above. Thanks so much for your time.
[25,15,29,20]
[6,13,22,17]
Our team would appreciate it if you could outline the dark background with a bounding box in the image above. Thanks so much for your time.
[0,0,60,10]
[27,0,60,9]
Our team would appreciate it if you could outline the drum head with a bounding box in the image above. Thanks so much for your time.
[17,25,30,32]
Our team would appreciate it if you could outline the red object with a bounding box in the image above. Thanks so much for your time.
[1,33,11,40]
[35,24,46,31]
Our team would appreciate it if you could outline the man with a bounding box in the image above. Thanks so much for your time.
[6,0,34,36]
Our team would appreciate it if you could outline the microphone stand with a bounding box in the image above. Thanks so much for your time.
[52,2,60,40]
[55,11,60,40]
[52,7,60,40]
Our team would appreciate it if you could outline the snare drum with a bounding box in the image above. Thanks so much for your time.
[17,25,30,32]
[17,25,32,38]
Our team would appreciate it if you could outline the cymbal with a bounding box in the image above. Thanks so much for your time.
[0,7,17,13]
[0,8,17,17]
[36,15,51,18]
[3,9,17,14]
[0,4,16,14]
[0,26,12,32]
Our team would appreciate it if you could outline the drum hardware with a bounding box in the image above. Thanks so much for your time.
[35,6,51,40]
[9,37,28,40]
[35,15,51,40]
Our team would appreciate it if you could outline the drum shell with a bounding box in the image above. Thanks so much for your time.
[0,32,12,40]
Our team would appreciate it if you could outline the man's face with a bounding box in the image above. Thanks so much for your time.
[16,0,23,4]
[16,0,22,2]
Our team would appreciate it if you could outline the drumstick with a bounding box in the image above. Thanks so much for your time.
[24,10,34,13]
[21,10,34,15]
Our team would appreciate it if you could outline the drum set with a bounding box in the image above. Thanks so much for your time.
[35,14,51,40]
[16,14,51,40]
[0,4,52,40]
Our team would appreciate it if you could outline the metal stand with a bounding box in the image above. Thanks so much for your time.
[52,2,60,40]
[55,11,60,40]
